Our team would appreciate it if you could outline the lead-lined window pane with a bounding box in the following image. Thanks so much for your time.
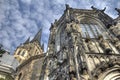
[80,23,107,39]
[80,24,86,37]
[90,24,98,37]
[85,24,94,38]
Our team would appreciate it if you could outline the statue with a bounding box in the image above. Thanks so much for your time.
[98,35,112,53]
[62,46,68,60]
[88,41,98,53]
[84,33,98,53]
[65,21,81,34]
[91,6,98,10]
[102,7,106,12]
[65,23,71,35]
[114,38,120,50]
[71,21,81,33]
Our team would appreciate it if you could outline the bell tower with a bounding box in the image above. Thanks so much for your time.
[14,29,43,64]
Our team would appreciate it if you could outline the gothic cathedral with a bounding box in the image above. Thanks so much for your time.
[14,4,120,80]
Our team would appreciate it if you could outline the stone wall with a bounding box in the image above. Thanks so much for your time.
[15,54,44,80]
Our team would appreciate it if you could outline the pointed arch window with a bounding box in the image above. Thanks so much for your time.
[17,50,21,55]
[21,51,25,56]
[80,23,108,39]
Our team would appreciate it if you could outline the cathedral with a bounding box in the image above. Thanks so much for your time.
[14,4,120,80]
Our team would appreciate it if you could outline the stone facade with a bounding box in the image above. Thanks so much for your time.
[15,54,44,80]
[15,4,120,80]
[14,29,44,80]
[40,5,120,80]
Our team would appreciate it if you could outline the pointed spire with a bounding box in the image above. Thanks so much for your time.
[24,37,30,44]
[31,28,42,44]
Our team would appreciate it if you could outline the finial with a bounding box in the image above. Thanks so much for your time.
[65,4,70,9]
[91,6,106,12]
[50,23,54,30]
[102,7,106,12]
[50,22,56,30]
[55,19,57,23]
[54,19,57,26]
[91,6,98,10]
[115,8,120,16]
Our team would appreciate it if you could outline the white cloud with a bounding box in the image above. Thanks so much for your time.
[20,0,32,4]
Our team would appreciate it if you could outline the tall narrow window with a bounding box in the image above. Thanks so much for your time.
[56,34,60,51]
[17,50,21,55]
[60,31,66,46]
[21,51,25,56]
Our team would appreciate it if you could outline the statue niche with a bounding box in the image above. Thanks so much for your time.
[85,38,98,53]
[65,21,81,35]
[98,35,112,54]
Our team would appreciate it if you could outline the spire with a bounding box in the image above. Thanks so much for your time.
[24,37,30,44]
[115,8,120,16]
[31,28,42,44]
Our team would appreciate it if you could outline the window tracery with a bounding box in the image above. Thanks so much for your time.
[80,23,108,39]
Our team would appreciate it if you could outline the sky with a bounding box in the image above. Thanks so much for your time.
[0,0,120,54]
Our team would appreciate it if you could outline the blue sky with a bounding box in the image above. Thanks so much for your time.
[0,0,120,54]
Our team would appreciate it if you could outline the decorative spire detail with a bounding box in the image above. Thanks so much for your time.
[115,8,120,16]
[31,28,42,44]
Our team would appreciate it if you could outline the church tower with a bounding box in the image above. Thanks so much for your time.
[14,29,43,64]
[40,5,120,80]
[14,29,45,80]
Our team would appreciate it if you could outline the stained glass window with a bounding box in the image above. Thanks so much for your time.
[80,24,108,39]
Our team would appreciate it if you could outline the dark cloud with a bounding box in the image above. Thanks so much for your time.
[0,0,119,54]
